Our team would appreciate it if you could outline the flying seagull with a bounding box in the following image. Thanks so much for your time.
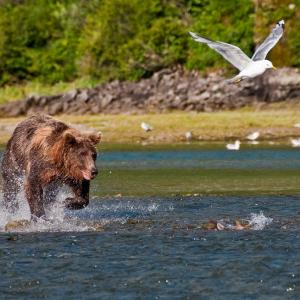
[189,20,284,83]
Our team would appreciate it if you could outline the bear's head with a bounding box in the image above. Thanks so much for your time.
[62,129,101,181]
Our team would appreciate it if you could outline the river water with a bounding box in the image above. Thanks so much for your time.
[0,147,300,299]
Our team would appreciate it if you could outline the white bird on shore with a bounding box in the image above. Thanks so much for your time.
[294,123,300,129]
[189,20,284,83]
[226,140,241,150]
[185,131,193,141]
[246,131,260,141]
[141,122,153,132]
[291,138,300,147]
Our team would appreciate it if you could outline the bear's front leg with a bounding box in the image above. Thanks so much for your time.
[24,174,45,219]
[65,179,90,210]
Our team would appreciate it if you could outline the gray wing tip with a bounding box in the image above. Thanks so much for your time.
[189,31,198,39]
[188,32,212,44]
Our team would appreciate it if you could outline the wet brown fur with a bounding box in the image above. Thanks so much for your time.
[1,114,101,218]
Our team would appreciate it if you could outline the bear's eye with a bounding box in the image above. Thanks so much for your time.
[92,152,97,160]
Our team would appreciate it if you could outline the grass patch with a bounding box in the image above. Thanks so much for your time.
[0,77,98,105]
[0,107,300,147]
[61,107,300,142]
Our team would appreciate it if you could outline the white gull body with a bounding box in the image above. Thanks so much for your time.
[238,61,273,79]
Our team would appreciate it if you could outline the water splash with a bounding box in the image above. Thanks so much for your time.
[0,188,96,232]
[0,190,30,228]
[0,188,161,232]
[216,211,273,231]
[1,188,273,233]
[67,200,160,225]
[247,211,273,230]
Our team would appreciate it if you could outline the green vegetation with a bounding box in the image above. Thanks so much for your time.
[0,76,99,104]
[253,0,300,67]
[0,0,298,87]
[187,0,254,71]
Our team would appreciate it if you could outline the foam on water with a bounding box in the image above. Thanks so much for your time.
[247,211,273,230]
[0,189,95,232]
[0,190,30,228]
[0,185,272,233]
[0,188,163,232]
[67,200,161,226]
[217,211,273,231]
[0,195,298,300]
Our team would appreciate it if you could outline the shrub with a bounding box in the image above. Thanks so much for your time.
[78,0,189,81]
[0,0,298,85]
[186,0,255,72]
[0,0,90,84]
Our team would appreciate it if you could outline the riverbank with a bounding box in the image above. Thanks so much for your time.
[0,102,299,148]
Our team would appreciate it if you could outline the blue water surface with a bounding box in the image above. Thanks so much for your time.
[99,148,300,169]
[1,195,300,299]
[1,148,300,299]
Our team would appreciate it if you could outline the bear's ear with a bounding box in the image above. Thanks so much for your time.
[89,132,102,145]
[64,132,77,145]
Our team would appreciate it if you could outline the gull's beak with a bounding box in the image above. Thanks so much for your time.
[272,66,277,70]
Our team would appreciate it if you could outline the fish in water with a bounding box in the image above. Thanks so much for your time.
[201,219,251,231]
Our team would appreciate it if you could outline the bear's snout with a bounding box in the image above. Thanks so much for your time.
[91,167,98,179]
[81,167,98,180]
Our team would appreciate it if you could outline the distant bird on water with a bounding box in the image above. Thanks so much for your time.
[226,140,241,151]
[189,20,285,83]
[291,138,300,147]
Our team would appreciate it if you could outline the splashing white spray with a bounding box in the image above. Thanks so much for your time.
[0,186,95,232]
[247,211,273,230]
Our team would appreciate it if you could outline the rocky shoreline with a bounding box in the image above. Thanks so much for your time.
[0,67,299,117]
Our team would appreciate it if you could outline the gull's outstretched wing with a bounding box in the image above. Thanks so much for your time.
[189,32,251,71]
[252,20,284,61]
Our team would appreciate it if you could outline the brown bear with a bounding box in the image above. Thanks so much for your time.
[1,114,101,219]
